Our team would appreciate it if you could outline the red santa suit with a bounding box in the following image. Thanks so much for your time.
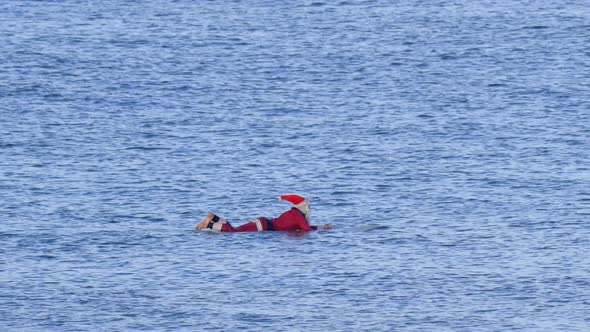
[206,195,317,232]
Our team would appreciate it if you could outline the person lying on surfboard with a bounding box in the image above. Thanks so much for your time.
[195,194,333,232]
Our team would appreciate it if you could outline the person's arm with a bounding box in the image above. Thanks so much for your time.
[298,218,314,232]
[310,225,333,230]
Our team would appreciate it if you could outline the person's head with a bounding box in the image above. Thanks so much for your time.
[279,194,311,221]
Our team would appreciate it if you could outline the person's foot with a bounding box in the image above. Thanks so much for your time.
[195,212,215,231]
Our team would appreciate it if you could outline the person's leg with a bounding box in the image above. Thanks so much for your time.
[195,213,268,232]
[208,216,236,232]
[195,213,256,232]
[195,213,236,231]
[195,212,215,231]
[233,218,269,232]
[215,217,267,232]
[233,221,259,232]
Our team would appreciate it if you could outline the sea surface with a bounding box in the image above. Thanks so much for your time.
[1,0,589,331]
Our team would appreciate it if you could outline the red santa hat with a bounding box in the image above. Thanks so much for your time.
[279,194,311,220]
[279,194,306,205]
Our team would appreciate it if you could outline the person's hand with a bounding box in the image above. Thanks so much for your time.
[322,224,333,230]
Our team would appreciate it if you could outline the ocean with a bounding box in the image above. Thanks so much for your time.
[1,0,589,331]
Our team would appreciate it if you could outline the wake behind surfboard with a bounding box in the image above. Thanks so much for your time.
[359,224,390,232]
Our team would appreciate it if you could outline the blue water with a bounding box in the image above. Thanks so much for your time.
[1,0,589,331]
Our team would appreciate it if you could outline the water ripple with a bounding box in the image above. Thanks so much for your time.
[2,0,589,331]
